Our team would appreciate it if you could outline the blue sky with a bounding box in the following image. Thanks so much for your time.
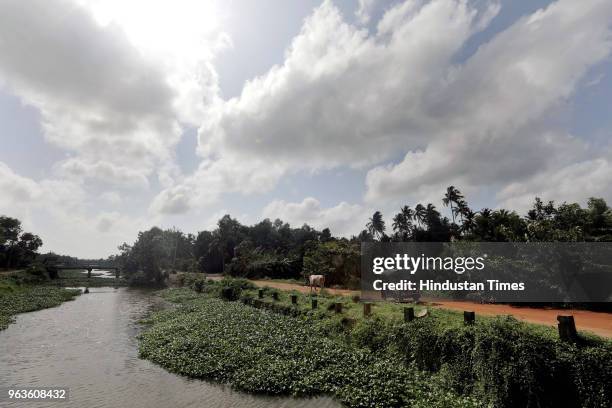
[1,0,611,257]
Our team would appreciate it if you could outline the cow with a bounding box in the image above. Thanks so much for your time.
[307,274,325,294]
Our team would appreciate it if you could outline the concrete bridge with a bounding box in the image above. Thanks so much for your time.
[43,259,120,279]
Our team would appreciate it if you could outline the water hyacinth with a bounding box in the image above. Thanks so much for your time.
[138,289,481,408]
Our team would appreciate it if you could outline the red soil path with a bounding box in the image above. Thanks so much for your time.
[210,277,612,338]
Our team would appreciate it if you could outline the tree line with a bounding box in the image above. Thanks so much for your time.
[113,187,612,287]
[362,186,612,243]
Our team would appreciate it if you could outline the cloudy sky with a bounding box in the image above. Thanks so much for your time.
[1,0,611,258]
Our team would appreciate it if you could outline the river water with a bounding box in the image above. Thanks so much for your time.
[0,284,339,408]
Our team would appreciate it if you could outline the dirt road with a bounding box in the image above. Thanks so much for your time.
[211,277,612,338]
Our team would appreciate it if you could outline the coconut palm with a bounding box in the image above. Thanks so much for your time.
[392,206,413,241]
[442,186,464,224]
[413,204,426,227]
[366,211,386,241]
[425,204,441,229]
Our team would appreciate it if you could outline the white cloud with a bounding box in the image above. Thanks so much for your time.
[0,0,226,190]
[364,0,612,204]
[0,162,42,204]
[101,191,122,205]
[355,0,378,24]
[262,197,367,237]
[154,0,501,213]
[497,157,612,212]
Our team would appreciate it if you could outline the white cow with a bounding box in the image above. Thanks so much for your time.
[308,274,325,294]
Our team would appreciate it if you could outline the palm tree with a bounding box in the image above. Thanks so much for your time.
[366,211,386,241]
[461,209,476,234]
[413,204,426,227]
[401,205,414,223]
[392,213,405,233]
[443,186,464,224]
[392,206,413,241]
[425,204,440,229]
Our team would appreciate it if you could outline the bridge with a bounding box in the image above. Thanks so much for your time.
[43,258,120,279]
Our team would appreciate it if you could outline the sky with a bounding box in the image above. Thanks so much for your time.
[0,0,611,258]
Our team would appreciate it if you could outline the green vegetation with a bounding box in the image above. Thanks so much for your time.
[140,280,611,408]
[111,188,612,294]
[0,215,42,269]
[0,270,80,330]
[140,288,481,408]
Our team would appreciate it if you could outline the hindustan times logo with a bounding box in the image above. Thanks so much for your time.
[372,253,486,275]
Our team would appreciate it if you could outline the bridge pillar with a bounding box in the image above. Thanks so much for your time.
[87,268,92,279]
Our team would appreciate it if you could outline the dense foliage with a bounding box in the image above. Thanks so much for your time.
[141,282,612,408]
[139,288,481,408]
[0,215,43,269]
[112,187,612,288]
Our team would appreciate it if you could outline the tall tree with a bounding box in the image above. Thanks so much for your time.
[366,211,386,241]
[442,186,464,224]
[413,204,426,227]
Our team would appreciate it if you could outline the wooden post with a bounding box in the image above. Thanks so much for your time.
[557,315,578,342]
[311,298,318,309]
[291,294,298,305]
[272,292,279,301]
[84,287,89,294]
[258,289,264,299]
[334,302,343,313]
[404,307,414,322]
[363,303,372,317]
[464,311,475,324]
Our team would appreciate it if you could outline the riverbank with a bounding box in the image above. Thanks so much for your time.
[0,268,126,330]
[140,279,612,408]
[208,276,612,338]
[0,272,81,330]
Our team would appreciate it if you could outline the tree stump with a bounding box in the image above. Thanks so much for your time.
[464,311,475,324]
[272,292,279,301]
[291,294,298,304]
[334,302,343,314]
[311,298,318,309]
[557,315,578,342]
[363,303,372,317]
[404,307,414,322]
[258,289,264,299]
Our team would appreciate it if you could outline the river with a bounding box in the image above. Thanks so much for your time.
[0,283,340,408]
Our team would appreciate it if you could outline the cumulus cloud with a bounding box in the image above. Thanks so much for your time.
[154,0,501,213]
[198,0,499,168]
[0,0,225,189]
[157,0,612,215]
[262,197,367,237]
[497,156,612,212]
[0,162,42,204]
[363,0,612,204]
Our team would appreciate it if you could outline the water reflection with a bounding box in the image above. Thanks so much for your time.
[0,286,339,408]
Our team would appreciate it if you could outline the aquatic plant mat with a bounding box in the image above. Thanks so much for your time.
[139,283,611,408]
